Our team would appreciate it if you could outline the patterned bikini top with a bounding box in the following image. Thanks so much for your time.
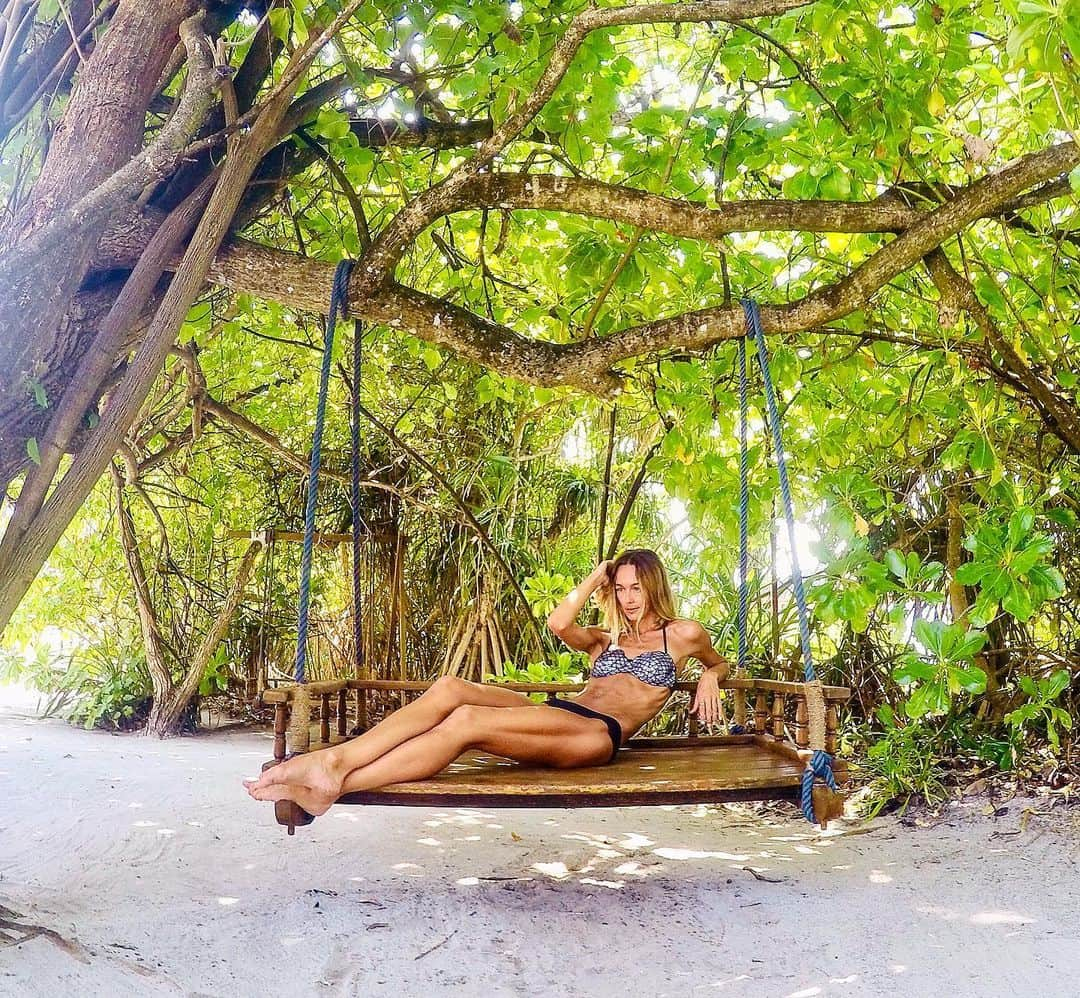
[590,623,676,689]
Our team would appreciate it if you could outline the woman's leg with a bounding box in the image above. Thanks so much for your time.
[244,676,535,796]
[247,703,613,814]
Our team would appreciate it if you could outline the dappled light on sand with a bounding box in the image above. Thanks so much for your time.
[970,910,1037,926]
[5,716,1078,995]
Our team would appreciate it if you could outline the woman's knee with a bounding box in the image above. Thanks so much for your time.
[426,675,470,709]
[441,703,481,729]
[437,704,482,746]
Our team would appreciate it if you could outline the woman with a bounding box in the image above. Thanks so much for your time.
[244,549,729,818]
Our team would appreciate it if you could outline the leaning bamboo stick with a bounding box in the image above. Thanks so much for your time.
[479,616,490,681]
[487,619,503,678]
[446,613,473,677]
[442,614,468,675]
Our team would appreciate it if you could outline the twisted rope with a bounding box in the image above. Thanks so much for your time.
[294,259,354,685]
[736,336,750,675]
[730,335,750,736]
[350,309,364,677]
[739,298,836,823]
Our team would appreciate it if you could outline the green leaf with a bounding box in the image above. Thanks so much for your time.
[955,561,987,585]
[1046,669,1070,700]
[969,434,995,473]
[29,379,48,409]
[950,665,987,694]
[913,619,943,657]
[884,548,907,582]
[968,596,999,628]
[1000,580,1033,621]
[26,437,40,465]
[1011,539,1049,576]
[906,681,950,719]
[269,7,291,42]
[1027,565,1066,598]
[893,657,935,685]
[1007,508,1035,547]
[951,630,987,662]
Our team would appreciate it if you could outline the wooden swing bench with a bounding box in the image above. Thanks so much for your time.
[260,676,850,832]
[259,293,850,835]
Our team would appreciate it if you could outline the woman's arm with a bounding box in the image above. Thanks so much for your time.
[546,562,611,655]
[682,621,730,726]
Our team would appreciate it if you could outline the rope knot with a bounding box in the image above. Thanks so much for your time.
[800,749,838,824]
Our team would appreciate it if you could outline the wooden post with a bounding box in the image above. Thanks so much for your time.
[795,697,808,748]
[733,689,747,730]
[337,689,347,738]
[771,693,785,740]
[320,692,331,744]
[273,703,287,761]
[826,702,839,755]
[754,692,767,734]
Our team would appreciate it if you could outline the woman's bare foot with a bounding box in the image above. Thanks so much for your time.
[249,781,337,817]
[243,748,344,799]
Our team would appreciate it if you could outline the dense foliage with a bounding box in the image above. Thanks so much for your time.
[0,0,1077,805]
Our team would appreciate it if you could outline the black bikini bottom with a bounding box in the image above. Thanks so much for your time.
[544,695,623,764]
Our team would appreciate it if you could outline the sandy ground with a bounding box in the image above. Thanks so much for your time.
[2,683,1079,998]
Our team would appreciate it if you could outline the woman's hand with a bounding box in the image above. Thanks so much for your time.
[690,670,727,728]
[591,559,614,582]
[588,560,614,608]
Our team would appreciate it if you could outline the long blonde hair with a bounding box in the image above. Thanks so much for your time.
[597,548,678,645]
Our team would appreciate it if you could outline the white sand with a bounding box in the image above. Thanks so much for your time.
[2,688,1078,998]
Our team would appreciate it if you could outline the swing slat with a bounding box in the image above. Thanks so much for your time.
[335,739,807,808]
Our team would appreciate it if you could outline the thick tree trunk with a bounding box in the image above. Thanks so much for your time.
[0,1,197,424]
[0,8,312,636]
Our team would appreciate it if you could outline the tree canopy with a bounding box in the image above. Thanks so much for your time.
[0,1,1076,783]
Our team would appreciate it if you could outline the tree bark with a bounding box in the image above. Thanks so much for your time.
[113,466,173,703]
[0,14,305,634]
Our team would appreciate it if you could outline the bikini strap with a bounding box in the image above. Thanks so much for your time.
[662,620,668,653]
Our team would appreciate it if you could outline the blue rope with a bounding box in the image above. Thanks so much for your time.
[800,749,839,820]
[736,337,750,675]
[739,298,835,823]
[350,312,364,676]
[295,259,353,684]
[727,335,751,738]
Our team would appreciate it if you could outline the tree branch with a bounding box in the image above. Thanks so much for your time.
[205,138,1080,394]
[345,0,818,307]
[113,464,173,698]
[924,248,1080,454]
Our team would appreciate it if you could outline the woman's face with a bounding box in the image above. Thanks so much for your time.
[613,564,645,622]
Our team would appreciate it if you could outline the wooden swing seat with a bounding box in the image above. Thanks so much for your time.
[333,735,807,808]
[261,678,850,829]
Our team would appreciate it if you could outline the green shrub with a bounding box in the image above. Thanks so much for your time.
[62,641,154,731]
[860,706,951,816]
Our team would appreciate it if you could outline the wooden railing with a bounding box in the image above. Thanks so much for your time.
[261,678,850,778]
